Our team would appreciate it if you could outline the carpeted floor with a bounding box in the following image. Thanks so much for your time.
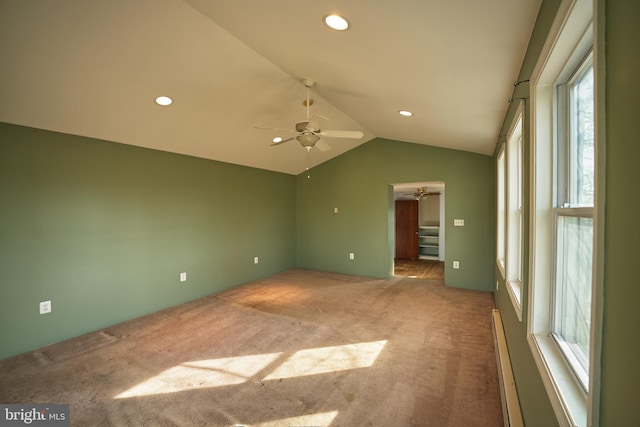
[0,269,502,426]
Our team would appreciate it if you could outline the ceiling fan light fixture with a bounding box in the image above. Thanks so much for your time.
[155,96,173,106]
[272,136,283,143]
[296,134,320,148]
[398,110,413,117]
[324,14,350,31]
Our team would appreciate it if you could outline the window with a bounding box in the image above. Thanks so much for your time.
[528,0,597,425]
[497,146,506,278]
[553,56,594,390]
[506,105,524,320]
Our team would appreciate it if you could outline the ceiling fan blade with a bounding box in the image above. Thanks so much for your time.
[307,119,321,133]
[315,139,331,152]
[318,130,364,139]
[255,126,298,133]
[270,137,295,146]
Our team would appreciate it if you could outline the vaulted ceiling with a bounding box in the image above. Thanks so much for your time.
[0,0,541,175]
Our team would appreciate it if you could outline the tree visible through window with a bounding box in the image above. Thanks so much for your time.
[573,65,595,207]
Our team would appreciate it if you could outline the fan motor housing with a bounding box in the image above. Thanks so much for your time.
[296,121,319,133]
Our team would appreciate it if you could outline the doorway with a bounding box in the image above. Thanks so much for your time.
[392,182,445,280]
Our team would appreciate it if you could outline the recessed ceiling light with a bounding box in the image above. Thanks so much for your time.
[155,96,173,106]
[324,14,350,31]
[272,137,283,143]
[398,110,414,117]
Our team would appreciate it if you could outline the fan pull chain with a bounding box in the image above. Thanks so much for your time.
[306,146,311,179]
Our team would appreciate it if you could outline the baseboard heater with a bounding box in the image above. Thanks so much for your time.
[492,309,524,427]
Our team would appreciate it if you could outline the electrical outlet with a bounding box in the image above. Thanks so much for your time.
[333,207,339,214]
[180,272,187,282]
[453,261,460,269]
[39,300,51,314]
[254,256,259,264]
[349,253,355,260]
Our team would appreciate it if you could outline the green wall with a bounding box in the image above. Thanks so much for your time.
[0,122,296,359]
[296,137,495,291]
[494,0,640,426]
[599,0,640,424]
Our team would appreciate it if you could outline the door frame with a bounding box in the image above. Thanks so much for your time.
[391,181,446,274]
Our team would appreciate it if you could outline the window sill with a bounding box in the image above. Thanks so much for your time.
[528,333,587,427]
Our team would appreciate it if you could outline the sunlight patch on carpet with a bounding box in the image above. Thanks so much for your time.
[237,410,339,427]
[115,340,387,399]
[114,353,281,398]
[262,340,387,380]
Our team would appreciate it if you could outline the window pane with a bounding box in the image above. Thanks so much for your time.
[571,65,594,206]
[516,136,523,281]
[507,135,523,284]
[553,215,593,374]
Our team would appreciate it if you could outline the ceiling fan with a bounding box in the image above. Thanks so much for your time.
[256,79,364,152]
[403,188,442,200]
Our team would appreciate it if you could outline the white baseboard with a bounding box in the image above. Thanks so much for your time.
[492,309,524,427]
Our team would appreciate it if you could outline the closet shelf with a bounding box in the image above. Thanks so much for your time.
[419,225,440,259]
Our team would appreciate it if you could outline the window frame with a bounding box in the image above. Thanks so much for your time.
[527,0,600,426]
[506,102,524,321]
[496,145,506,279]
[551,54,594,392]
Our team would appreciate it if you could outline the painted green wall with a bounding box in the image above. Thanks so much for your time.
[296,138,494,291]
[494,0,640,426]
[0,122,296,359]
[599,0,640,425]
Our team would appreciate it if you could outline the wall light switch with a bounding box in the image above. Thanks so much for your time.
[39,300,51,314]
[349,253,355,260]
[333,207,339,214]
[454,219,465,226]
[180,272,187,282]
[254,256,259,264]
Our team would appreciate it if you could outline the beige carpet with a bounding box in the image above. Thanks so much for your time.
[0,269,502,426]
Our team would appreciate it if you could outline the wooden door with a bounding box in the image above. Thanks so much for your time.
[395,200,419,259]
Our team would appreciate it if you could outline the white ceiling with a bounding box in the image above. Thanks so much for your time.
[0,0,541,175]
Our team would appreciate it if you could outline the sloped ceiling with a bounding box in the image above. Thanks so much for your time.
[0,0,541,175]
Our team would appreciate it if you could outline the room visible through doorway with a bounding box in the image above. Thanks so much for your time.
[392,181,445,280]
